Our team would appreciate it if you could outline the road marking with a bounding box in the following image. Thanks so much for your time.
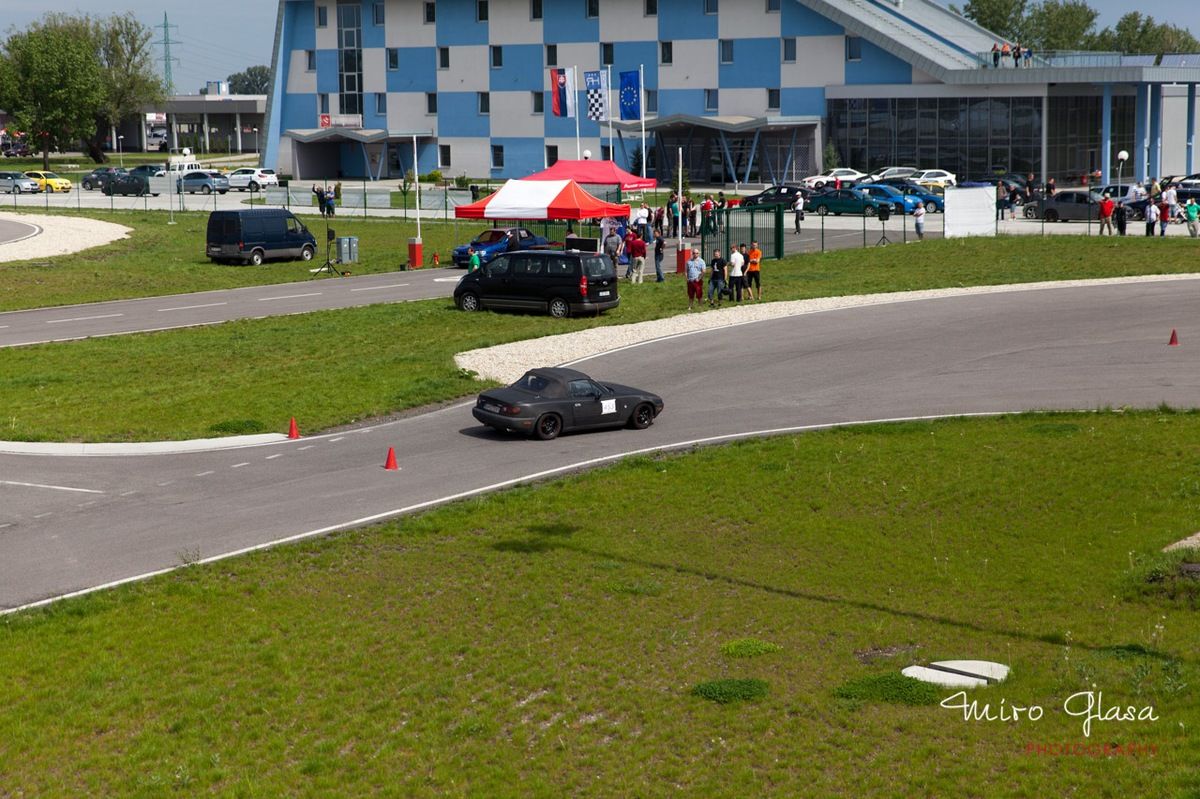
[230,462,250,469]
[195,470,215,477]
[0,480,103,495]
[258,292,322,302]
[0,522,12,530]
[0,325,8,329]
[32,512,52,519]
[297,445,316,451]
[329,437,344,443]
[156,481,174,487]
[45,313,123,325]
[120,490,137,496]
[265,453,282,460]
[76,501,97,508]
[433,277,460,282]
[157,302,228,312]
[350,283,410,292]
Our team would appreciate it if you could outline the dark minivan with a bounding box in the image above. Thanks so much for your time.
[206,209,317,265]
[454,250,619,318]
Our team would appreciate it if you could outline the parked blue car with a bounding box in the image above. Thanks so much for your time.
[893,182,945,213]
[452,227,550,267]
[855,183,922,214]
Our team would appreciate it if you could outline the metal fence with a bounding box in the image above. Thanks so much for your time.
[699,206,785,260]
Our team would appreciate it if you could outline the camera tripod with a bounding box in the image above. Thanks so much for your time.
[310,217,343,278]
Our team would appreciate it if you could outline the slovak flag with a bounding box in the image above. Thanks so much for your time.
[619,70,641,121]
[549,67,576,118]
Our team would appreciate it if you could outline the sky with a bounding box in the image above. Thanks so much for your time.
[2,1,1195,97]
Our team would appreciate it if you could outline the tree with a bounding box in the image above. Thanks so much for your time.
[228,65,271,95]
[87,13,166,163]
[1022,0,1099,50]
[0,21,105,170]
[1089,12,1200,55]
[949,0,1029,41]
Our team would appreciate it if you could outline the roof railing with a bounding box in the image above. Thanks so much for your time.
[972,50,1169,69]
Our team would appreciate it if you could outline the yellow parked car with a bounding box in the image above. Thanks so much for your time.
[24,171,72,193]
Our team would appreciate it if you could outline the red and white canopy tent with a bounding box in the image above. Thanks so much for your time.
[454,179,630,220]
[522,159,656,192]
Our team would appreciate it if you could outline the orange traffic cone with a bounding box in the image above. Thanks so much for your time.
[432,252,440,266]
[287,417,300,439]
[1169,329,1179,346]
[383,447,399,470]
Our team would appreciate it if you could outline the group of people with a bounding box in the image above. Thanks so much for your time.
[1097,183,1200,238]
[601,222,665,284]
[990,42,1033,69]
[311,184,337,217]
[684,241,763,311]
[665,191,728,238]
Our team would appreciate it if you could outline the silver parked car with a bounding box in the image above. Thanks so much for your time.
[176,170,230,195]
[1023,190,1103,222]
[0,171,40,193]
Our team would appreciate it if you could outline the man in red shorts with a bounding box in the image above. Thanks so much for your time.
[685,247,706,310]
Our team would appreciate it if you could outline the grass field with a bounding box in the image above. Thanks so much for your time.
[2,233,1200,441]
[2,412,1197,796]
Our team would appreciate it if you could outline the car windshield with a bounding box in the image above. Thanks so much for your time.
[475,230,508,244]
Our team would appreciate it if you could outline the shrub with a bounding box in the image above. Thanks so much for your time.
[421,170,443,184]
[1123,549,1200,606]
[208,419,266,435]
[833,673,941,706]
[691,678,769,704]
[721,638,782,658]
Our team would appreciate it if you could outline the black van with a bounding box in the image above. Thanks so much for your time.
[206,209,317,265]
[453,250,619,318]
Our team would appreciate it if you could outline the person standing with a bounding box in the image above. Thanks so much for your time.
[707,249,727,307]
[1000,41,1011,66]
[467,246,481,272]
[1046,177,1056,197]
[1011,41,1021,68]
[1022,45,1032,68]
[668,193,679,238]
[653,228,666,281]
[602,227,623,273]
[312,184,326,217]
[792,193,805,234]
[716,191,727,232]
[685,248,705,310]
[727,243,746,303]
[991,42,1000,68]
[627,232,647,284]
[1114,200,1128,236]
[1184,197,1200,238]
[1145,200,1159,237]
[1158,197,1170,237]
[912,201,926,240]
[745,241,763,300]
[622,227,639,279]
[1163,182,1178,222]
[324,191,336,217]
[1097,193,1115,235]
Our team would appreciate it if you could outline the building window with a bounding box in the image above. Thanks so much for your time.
[646,89,658,113]
[373,3,384,25]
[491,46,503,68]
[532,91,544,114]
[387,48,398,70]
[546,145,558,166]
[426,92,437,113]
[478,92,490,114]
[376,92,387,113]
[424,2,435,23]
[704,0,718,13]
[319,93,329,113]
[767,88,780,110]
[317,6,328,27]
[531,0,543,19]
[586,0,599,18]
[766,0,780,10]
[846,36,862,61]
[601,144,611,161]
[645,0,658,14]
[477,0,488,21]
[704,89,718,111]
[439,144,451,168]
[546,44,557,66]
[438,47,450,68]
[306,50,316,71]
[719,40,733,64]
[491,144,504,169]
[782,37,796,63]
[660,41,672,65]
[601,42,613,66]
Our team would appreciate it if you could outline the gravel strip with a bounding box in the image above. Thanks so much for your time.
[456,273,1200,384]
[0,211,132,263]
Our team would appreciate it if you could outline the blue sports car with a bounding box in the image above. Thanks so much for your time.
[452,227,550,267]
[855,183,922,214]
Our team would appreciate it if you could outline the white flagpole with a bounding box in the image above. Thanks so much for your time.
[606,65,613,161]
[639,64,646,178]
[677,145,683,254]
[413,134,421,241]
[573,66,580,160]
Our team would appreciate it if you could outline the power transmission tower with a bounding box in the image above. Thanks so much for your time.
[155,12,180,95]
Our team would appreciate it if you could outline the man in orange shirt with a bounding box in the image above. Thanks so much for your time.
[745,241,763,300]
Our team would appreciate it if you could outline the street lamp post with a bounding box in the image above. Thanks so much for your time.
[253,127,259,161]
[1116,149,1129,199]
[117,135,124,167]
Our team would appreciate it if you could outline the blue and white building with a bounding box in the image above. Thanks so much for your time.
[264,0,1200,185]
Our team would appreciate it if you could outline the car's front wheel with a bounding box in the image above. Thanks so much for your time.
[300,245,314,262]
[814,181,825,189]
[248,181,259,192]
[534,413,562,441]
[548,297,570,318]
[629,403,655,430]
[925,201,938,214]
[201,185,212,195]
[457,291,481,312]
[1024,204,1038,219]
[815,204,829,216]
[864,205,877,217]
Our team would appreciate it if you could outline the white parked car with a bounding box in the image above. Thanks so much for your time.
[227,168,279,191]
[868,166,917,182]
[801,168,867,189]
[910,169,957,188]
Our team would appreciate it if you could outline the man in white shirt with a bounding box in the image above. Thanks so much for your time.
[1144,201,1159,236]
[1163,183,1178,222]
[727,245,746,303]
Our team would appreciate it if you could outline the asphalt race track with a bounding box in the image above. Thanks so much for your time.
[0,217,41,247]
[2,278,1198,610]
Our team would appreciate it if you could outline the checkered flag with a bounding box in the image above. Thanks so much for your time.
[584,70,609,122]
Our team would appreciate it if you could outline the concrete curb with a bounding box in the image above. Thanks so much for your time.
[0,433,290,457]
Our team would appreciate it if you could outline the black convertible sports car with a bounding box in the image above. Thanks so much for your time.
[472,367,664,440]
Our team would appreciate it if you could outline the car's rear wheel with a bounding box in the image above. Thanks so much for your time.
[815,204,829,216]
[249,249,264,266]
[548,297,570,318]
[201,185,212,195]
[814,181,825,189]
[1044,209,1059,222]
[630,403,655,430]
[248,181,259,191]
[457,291,481,312]
[82,180,93,191]
[534,413,562,441]
[925,201,938,213]
[300,245,315,262]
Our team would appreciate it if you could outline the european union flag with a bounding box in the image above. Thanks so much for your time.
[619,70,641,121]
